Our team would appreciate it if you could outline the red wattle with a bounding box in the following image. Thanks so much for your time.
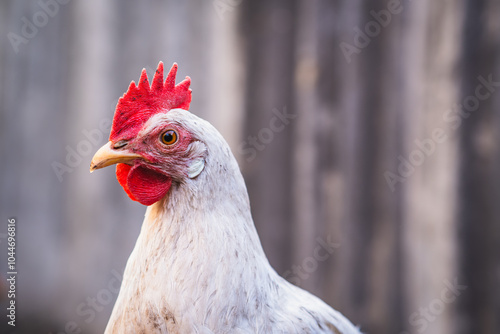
[116,163,171,205]
[116,164,137,201]
[125,165,172,206]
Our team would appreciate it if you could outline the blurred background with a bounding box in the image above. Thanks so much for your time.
[1,0,499,333]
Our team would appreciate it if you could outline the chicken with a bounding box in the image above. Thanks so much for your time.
[90,62,361,334]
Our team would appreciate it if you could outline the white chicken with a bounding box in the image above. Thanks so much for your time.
[90,62,361,333]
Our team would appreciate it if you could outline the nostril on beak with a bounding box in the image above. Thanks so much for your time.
[113,140,128,149]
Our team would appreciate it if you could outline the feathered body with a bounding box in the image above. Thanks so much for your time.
[90,63,360,334]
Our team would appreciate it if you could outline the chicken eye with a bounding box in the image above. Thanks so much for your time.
[161,130,178,145]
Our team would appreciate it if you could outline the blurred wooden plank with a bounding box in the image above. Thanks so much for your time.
[239,0,298,274]
[458,0,500,333]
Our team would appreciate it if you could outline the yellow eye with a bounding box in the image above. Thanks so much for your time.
[161,130,178,145]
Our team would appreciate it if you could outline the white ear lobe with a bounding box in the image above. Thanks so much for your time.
[187,158,205,179]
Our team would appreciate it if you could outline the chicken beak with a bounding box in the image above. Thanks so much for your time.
[90,141,143,173]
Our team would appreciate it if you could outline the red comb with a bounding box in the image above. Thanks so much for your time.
[109,62,191,141]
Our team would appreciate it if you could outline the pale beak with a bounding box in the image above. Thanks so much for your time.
[90,141,143,173]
